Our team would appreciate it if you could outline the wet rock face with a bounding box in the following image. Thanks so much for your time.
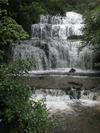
[92,51,100,70]
[69,68,76,73]
[16,74,100,89]
[68,88,81,99]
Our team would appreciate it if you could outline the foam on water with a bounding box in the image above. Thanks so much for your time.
[31,88,100,115]
[29,68,97,74]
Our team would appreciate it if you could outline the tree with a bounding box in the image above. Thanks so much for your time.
[0,0,29,63]
[0,1,51,132]
[83,5,100,49]
[82,2,100,69]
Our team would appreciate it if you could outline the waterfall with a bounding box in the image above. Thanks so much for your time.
[31,88,100,109]
[12,12,93,70]
[30,87,100,133]
[11,12,100,133]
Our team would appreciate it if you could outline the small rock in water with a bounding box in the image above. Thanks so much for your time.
[69,68,76,73]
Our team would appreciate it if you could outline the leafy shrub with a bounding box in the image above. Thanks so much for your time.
[0,59,51,133]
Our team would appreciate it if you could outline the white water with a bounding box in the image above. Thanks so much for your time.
[29,68,97,75]
[12,12,93,70]
[31,88,100,115]
[31,12,84,39]
[11,12,100,133]
[31,88,100,133]
[12,11,100,112]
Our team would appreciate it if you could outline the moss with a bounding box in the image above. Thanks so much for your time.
[67,35,83,40]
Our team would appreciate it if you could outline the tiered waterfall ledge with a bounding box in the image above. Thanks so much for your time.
[15,72,100,89]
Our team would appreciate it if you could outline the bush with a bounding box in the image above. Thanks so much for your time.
[0,60,51,133]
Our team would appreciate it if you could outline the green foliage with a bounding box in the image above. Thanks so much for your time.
[0,8,7,16]
[67,35,83,40]
[0,58,35,77]
[80,1,100,69]
[0,0,8,4]
[0,50,4,62]
[0,16,29,46]
[0,60,51,133]
[0,16,29,63]
[1,0,97,34]
[0,0,29,63]
[95,63,100,67]
[83,5,100,50]
[23,101,50,133]
[7,0,66,32]
[0,0,8,17]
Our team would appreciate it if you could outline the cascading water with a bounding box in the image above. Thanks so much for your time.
[31,88,100,133]
[12,12,93,70]
[11,12,100,133]
[32,88,100,112]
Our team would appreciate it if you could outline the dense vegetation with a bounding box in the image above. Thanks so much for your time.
[0,0,51,133]
[0,1,52,132]
[0,59,51,133]
[1,0,98,34]
[83,3,100,49]
[82,1,100,68]
[0,0,100,133]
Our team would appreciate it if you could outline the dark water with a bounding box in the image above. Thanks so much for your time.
[50,105,100,133]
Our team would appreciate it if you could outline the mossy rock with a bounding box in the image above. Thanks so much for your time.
[67,35,83,40]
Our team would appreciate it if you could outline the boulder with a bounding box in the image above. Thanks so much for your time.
[69,68,76,73]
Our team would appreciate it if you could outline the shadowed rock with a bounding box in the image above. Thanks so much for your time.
[69,68,76,73]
